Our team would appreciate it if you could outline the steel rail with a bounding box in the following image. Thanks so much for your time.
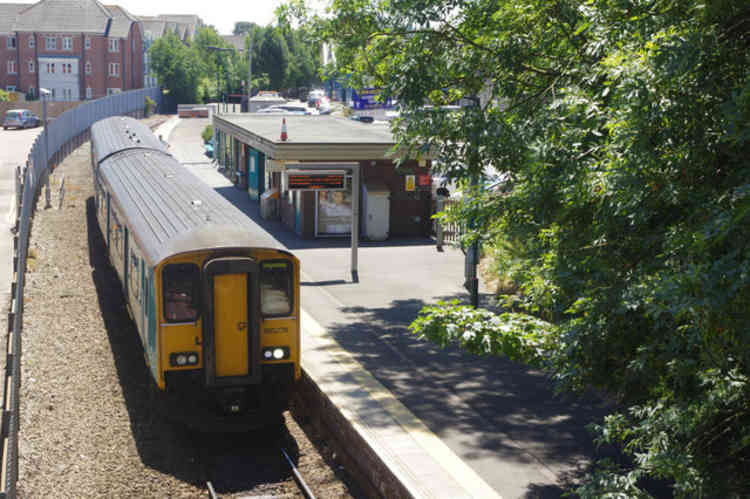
[282,447,316,499]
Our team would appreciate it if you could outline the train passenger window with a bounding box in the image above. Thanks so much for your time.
[163,263,200,322]
[261,261,292,316]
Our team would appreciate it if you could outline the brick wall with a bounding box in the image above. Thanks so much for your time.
[1,28,143,100]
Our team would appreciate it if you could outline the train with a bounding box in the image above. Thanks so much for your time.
[90,116,301,429]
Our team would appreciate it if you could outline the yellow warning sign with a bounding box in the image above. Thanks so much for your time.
[405,175,416,192]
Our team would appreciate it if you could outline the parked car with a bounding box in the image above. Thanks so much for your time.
[256,103,316,115]
[3,109,41,130]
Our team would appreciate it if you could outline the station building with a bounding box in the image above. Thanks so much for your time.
[212,114,433,240]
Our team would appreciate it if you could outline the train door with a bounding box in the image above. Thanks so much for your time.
[202,257,261,387]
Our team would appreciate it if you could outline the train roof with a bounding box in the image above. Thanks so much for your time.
[91,116,167,165]
[99,149,285,266]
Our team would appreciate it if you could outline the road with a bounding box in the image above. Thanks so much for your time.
[0,125,43,310]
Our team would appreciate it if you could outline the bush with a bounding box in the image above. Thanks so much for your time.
[201,125,213,144]
[144,96,156,117]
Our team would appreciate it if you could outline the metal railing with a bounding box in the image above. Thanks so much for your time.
[1,87,162,498]
[434,197,463,249]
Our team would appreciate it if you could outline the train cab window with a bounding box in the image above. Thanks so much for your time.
[163,263,201,322]
[260,261,293,316]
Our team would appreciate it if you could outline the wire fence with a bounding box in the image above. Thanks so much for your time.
[1,87,162,499]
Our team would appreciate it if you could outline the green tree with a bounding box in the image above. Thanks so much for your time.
[148,31,203,104]
[322,0,750,495]
[233,21,256,35]
[277,0,321,89]
[0,89,9,102]
[257,28,290,90]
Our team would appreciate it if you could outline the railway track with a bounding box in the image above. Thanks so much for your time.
[206,446,316,499]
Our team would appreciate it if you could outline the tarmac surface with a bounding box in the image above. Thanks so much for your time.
[166,116,613,498]
[0,125,43,312]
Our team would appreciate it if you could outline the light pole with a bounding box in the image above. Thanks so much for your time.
[247,31,253,102]
[464,95,482,308]
[206,46,233,113]
[40,88,51,209]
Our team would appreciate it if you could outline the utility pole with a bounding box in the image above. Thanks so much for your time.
[247,31,253,101]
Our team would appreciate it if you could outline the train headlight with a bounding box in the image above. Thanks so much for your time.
[262,347,290,361]
[170,351,200,367]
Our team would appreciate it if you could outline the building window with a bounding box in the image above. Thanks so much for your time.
[7,60,16,74]
[108,38,119,52]
[85,37,91,49]
[62,63,73,74]
[28,36,35,48]
[46,62,55,73]
[85,61,91,74]
[62,37,72,50]
[108,62,120,76]
[86,87,92,99]
[6,85,16,92]
[7,36,16,49]
[45,36,56,50]
[28,60,34,73]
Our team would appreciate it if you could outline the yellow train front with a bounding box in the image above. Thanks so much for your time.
[90,117,300,430]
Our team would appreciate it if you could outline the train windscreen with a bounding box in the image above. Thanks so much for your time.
[163,263,201,322]
[260,261,292,317]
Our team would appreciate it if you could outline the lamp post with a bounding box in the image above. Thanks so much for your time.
[463,95,482,308]
[247,31,253,101]
[206,46,233,113]
[40,88,51,209]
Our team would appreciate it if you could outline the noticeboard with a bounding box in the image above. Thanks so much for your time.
[286,170,347,191]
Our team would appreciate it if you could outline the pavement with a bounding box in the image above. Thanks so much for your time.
[0,126,43,313]
[165,116,613,498]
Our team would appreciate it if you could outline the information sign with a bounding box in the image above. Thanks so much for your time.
[286,170,347,191]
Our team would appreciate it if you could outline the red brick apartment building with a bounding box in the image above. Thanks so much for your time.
[0,0,143,101]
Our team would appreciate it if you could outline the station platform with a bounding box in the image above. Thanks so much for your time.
[299,308,501,498]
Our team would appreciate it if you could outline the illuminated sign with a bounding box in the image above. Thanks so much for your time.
[286,170,347,191]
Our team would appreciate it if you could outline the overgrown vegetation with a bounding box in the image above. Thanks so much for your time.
[201,125,213,144]
[309,0,750,495]
[144,96,156,117]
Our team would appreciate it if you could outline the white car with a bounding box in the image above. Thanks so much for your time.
[256,104,316,115]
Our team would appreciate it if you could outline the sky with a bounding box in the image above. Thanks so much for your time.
[10,0,287,35]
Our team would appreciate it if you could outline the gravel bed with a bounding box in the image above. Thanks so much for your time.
[17,116,358,498]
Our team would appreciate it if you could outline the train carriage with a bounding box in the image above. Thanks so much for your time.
[90,116,300,429]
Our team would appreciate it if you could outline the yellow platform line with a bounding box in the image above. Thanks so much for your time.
[301,308,502,499]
